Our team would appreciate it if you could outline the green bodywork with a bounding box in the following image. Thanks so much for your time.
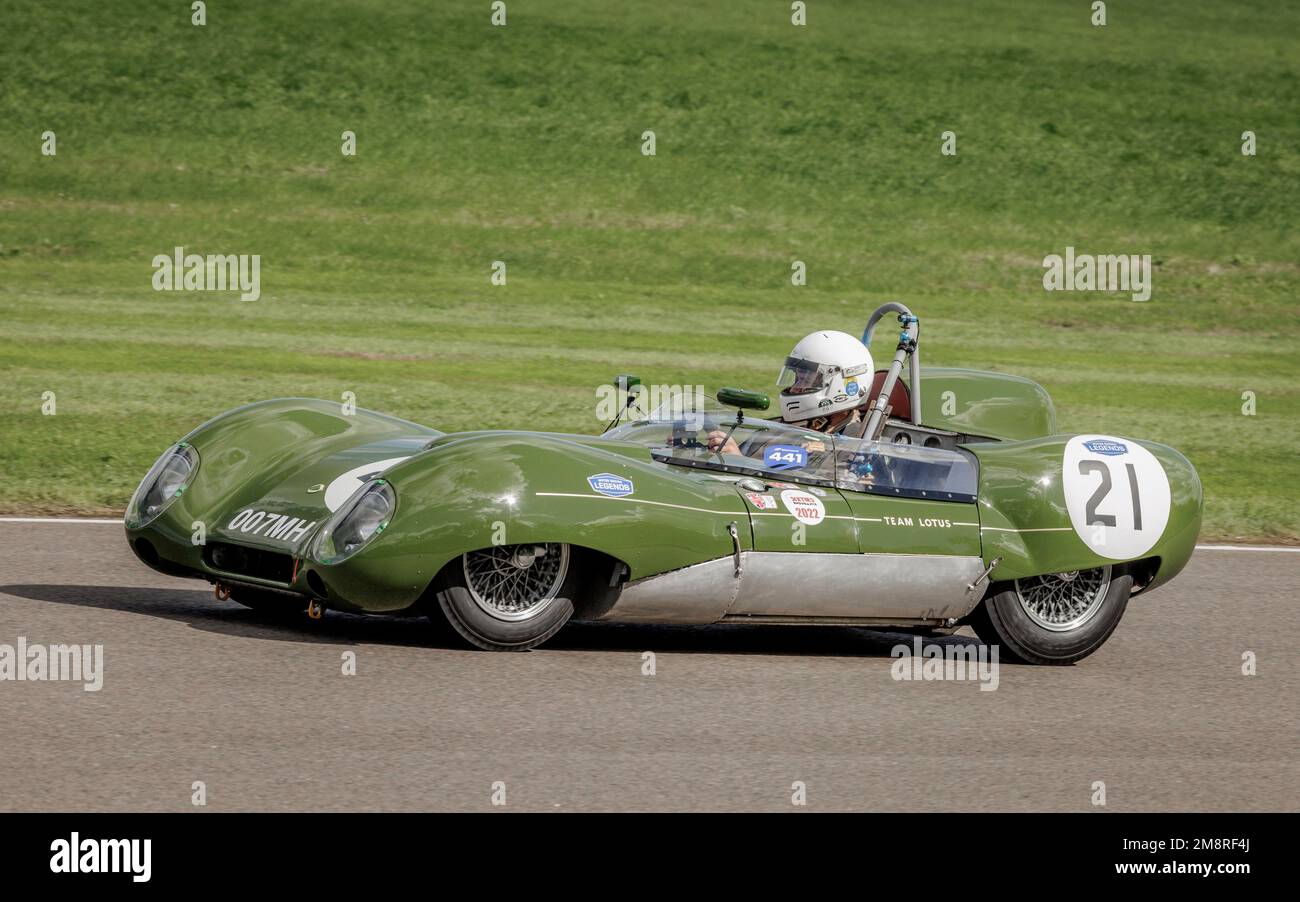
[126,369,1202,617]
[914,366,1057,441]
[971,436,1201,590]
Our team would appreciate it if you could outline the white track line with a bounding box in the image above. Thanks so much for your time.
[0,517,125,524]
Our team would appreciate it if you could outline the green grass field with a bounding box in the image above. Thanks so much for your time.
[1,0,1297,540]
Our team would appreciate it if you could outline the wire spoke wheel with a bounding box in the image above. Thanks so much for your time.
[462,543,570,622]
[1014,565,1112,632]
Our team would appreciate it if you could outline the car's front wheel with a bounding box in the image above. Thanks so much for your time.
[432,543,577,651]
[969,565,1132,665]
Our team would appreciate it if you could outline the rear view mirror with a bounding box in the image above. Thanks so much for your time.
[717,387,770,411]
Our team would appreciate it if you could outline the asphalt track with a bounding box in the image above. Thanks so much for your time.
[1,522,1296,812]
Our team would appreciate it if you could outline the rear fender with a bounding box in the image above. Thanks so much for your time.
[970,434,1201,591]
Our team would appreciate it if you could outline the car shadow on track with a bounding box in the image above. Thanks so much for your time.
[2,583,990,659]
[2,583,446,649]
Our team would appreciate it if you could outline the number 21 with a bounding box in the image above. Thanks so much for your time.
[1079,460,1143,530]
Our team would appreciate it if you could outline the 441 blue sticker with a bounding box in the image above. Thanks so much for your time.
[763,445,808,471]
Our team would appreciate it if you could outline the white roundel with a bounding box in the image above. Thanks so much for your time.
[324,457,410,512]
[780,489,825,525]
[1063,435,1169,559]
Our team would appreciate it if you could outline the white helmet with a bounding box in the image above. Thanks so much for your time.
[776,330,874,423]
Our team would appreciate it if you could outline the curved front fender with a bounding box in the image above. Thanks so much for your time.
[317,431,750,611]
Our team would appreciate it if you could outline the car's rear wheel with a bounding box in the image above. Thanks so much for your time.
[969,565,1132,665]
[432,543,577,651]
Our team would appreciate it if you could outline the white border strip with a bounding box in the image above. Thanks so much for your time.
[534,492,735,516]
[2,515,1297,553]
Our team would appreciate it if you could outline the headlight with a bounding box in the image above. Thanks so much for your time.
[125,442,199,529]
[312,480,395,564]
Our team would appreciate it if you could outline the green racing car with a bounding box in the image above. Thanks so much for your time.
[125,303,1202,664]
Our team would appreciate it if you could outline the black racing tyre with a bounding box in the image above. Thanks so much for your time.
[228,586,306,617]
[969,566,1132,665]
[432,543,578,651]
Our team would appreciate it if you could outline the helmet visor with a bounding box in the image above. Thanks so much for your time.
[777,357,824,395]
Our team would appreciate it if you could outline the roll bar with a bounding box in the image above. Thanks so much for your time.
[861,302,921,437]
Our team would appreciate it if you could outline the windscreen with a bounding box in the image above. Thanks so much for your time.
[604,391,838,485]
[833,436,978,502]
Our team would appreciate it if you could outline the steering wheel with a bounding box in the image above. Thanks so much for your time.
[667,419,713,450]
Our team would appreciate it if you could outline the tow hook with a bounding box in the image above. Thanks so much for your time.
[967,557,1002,593]
[306,598,324,620]
[214,582,232,601]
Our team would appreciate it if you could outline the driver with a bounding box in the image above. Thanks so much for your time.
[774,330,875,434]
[701,330,875,456]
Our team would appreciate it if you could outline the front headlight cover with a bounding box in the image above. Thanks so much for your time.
[126,442,199,529]
[312,480,396,564]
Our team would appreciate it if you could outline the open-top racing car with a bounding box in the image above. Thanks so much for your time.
[125,303,1202,664]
